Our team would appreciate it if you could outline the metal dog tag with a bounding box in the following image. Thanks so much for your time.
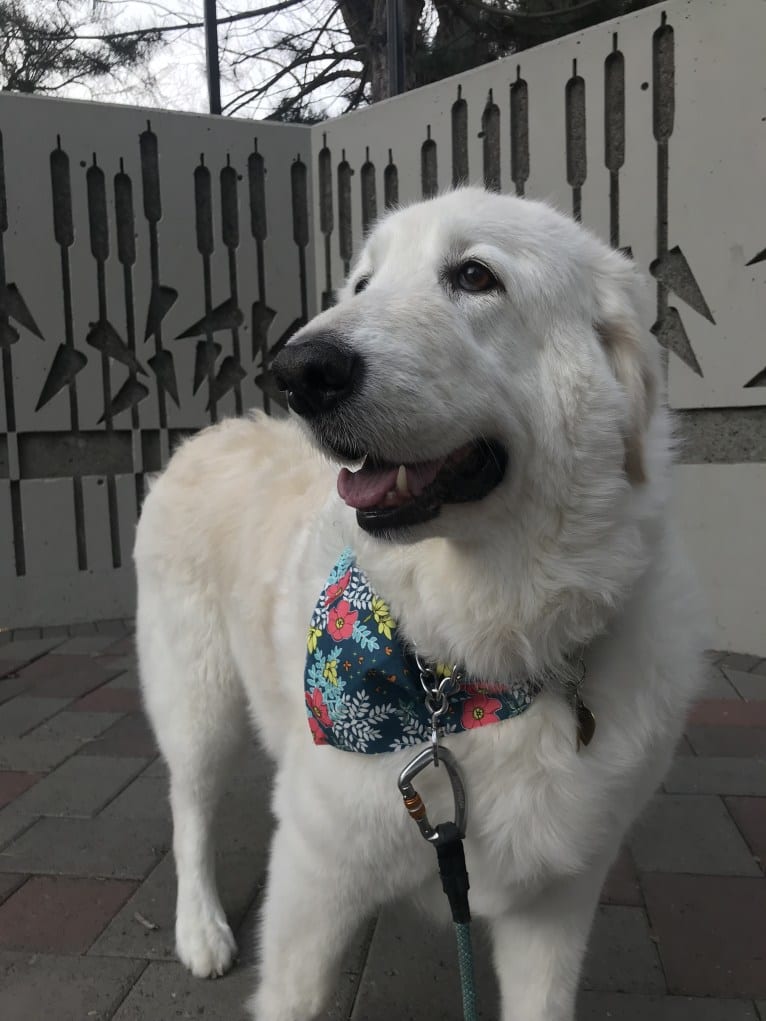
[576,697,596,750]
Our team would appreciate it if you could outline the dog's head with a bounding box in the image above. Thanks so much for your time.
[272,188,660,544]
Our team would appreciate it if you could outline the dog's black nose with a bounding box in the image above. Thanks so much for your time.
[271,337,361,416]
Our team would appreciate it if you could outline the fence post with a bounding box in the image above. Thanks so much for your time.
[387,0,405,97]
[204,0,222,115]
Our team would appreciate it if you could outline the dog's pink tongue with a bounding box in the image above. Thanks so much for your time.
[337,459,445,510]
[337,464,398,509]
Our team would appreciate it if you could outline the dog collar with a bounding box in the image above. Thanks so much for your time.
[304,548,542,754]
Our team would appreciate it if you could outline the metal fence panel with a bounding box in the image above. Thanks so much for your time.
[0,95,314,624]
[309,0,765,412]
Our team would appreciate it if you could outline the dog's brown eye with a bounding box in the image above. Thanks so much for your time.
[354,277,370,295]
[455,261,498,293]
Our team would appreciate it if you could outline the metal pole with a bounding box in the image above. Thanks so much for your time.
[386,0,406,97]
[204,0,222,115]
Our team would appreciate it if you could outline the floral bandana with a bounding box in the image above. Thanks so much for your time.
[305,549,542,754]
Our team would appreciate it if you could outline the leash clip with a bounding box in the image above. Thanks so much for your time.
[398,745,467,844]
[414,650,464,765]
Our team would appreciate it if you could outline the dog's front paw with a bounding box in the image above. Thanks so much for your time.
[176,908,237,978]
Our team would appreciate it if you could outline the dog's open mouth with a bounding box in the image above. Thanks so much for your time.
[337,439,507,534]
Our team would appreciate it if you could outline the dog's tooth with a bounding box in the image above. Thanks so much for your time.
[396,464,410,496]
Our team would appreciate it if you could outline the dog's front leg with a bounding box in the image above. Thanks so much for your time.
[249,817,375,1021]
[490,863,607,1021]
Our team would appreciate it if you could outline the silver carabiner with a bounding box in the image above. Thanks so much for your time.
[397,745,467,844]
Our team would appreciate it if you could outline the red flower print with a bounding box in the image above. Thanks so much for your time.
[306,688,332,728]
[327,599,358,640]
[461,693,502,729]
[324,570,352,606]
[308,715,329,745]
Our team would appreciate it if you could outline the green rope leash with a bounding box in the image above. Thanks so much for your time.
[454,920,478,1021]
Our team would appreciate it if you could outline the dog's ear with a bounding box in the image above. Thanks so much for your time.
[593,252,657,485]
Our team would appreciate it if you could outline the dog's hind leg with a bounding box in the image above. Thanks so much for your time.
[490,862,608,1021]
[137,583,248,978]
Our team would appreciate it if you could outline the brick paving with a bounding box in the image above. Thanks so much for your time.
[0,627,764,1020]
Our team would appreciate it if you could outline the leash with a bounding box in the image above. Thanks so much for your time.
[397,659,478,1021]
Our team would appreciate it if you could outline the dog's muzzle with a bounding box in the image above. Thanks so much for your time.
[271,333,507,538]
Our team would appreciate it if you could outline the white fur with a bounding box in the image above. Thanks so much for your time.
[134,189,704,1020]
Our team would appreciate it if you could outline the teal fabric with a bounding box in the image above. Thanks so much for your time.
[304,548,541,754]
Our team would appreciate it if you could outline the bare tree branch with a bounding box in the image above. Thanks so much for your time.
[31,0,308,43]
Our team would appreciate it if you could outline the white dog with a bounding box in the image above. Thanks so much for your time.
[134,188,703,1021]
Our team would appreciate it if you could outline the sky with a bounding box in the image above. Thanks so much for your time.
[56,0,355,119]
